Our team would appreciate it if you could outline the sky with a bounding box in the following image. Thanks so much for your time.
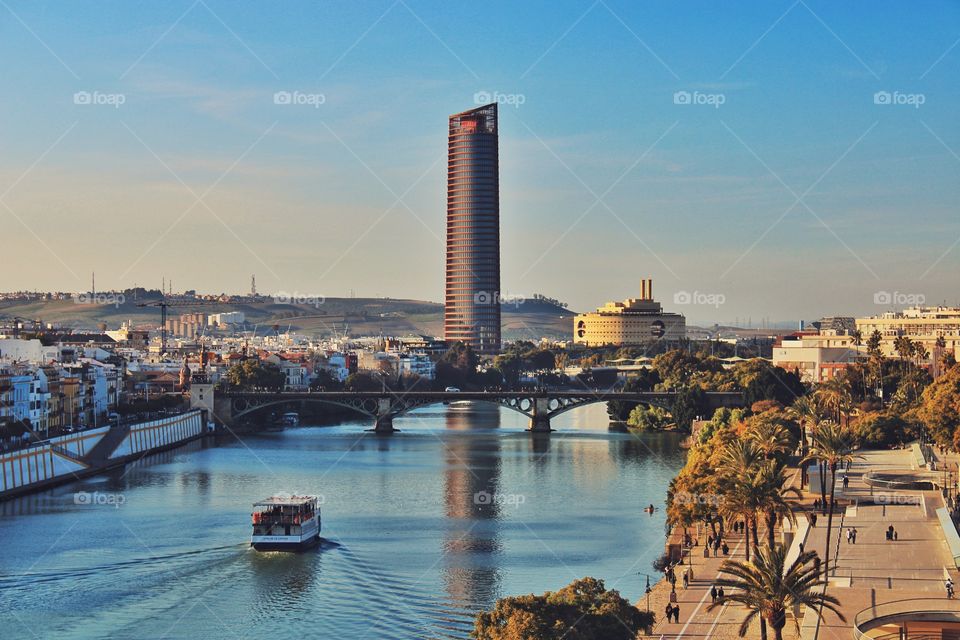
[0,0,958,325]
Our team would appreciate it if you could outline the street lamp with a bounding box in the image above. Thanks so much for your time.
[645,574,651,612]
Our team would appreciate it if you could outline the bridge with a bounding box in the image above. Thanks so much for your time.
[205,389,746,433]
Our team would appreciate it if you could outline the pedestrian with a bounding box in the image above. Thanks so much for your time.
[683,572,689,589]
[845,528,852,543]
[717,586,724,600]
[852,527,857,544]
[673,604,681,623]
[798,542,804,554]
[894,530,898,541]
[665,604,673,624]
[811,513,818,527]
[722,542,729,556]
[843,475,849,490]
[813,498,819,510]
[710,585,718,603]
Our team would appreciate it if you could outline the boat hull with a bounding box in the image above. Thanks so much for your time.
[251,534,320,552]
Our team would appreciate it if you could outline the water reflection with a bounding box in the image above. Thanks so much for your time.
[443,403,503,607]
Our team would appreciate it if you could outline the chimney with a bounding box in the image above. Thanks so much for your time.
[647,279,653,301]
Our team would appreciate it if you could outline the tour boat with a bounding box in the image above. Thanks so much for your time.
[250,495,321,551]
[281,411,299,427]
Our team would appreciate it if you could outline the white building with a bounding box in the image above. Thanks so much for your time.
[208,311,245,327]
[398,353,435,380]
[771,331,861,383]
[856,306,960,360]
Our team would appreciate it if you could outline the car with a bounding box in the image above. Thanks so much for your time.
[444,386,460,393]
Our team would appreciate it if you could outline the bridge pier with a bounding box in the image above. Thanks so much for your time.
[528,416,552,433]
[372,398,397,434]
[374,415,396,434]
[527,398,553,433]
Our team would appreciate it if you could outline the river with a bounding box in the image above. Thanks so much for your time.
[0,403,685,639]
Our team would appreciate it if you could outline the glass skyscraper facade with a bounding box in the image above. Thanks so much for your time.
[444,103,501,355]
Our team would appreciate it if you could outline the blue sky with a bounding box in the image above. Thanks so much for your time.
[1,0,958,325]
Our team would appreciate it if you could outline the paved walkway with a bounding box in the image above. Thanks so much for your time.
[641,449,957,640]
[806,448,955,640]
[643,529,773,640]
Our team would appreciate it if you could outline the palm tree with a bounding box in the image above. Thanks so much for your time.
[935,335,947,378]
[801,420,861,579]
[866,330,885,406]
[721,477,761,562]
[755,461,801,548]
[789,396,820,489]
[718,440,764,561]
[815,377,851,425]
[747,420,795,461]
[709,545,845,640]
[894,335,913,376]
[721,439,763,470]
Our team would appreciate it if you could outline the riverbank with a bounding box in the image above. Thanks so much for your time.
[0,409,209,500]
[640,444,960,640]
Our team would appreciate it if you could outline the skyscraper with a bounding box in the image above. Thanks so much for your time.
[444,103,501,355]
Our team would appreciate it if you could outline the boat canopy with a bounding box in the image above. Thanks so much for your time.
[253,495,317,508]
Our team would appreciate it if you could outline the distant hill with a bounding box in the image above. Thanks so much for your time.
[0,295,574,341]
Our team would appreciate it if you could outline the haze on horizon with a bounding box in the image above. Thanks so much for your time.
[1,1,958,326]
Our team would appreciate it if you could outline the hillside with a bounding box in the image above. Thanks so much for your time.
[0,296,575,341]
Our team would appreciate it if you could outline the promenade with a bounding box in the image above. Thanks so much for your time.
[642,447,957,640]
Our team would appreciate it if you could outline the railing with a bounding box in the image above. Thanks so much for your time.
[853,598,960,640]
[867,632,942,640]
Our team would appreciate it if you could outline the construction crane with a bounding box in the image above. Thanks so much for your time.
[136,298,226,355]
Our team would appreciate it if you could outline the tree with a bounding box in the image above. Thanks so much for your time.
[697,407,745,445]
[671,385,705,433]
[745,415,797,462]
[801,420,860,579]
[606,371,660,421]
[525,349,556,372]
[753,461,800,548]
[626,404,672,430]
[471,577,654,640]
[788,396,820,489]
[854,412,916,448]
[438,341,481,389]
[344,372,382,392]
[718,440,764,561]
[866,330,885,405]
[917,364,960,449]
[652,350,702,390]
[492,352,522,389]
[710,545,845,640]
[731,359,805,406]
[225,359,285,391]
[815,377,851,425]
[309,368,343,391]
